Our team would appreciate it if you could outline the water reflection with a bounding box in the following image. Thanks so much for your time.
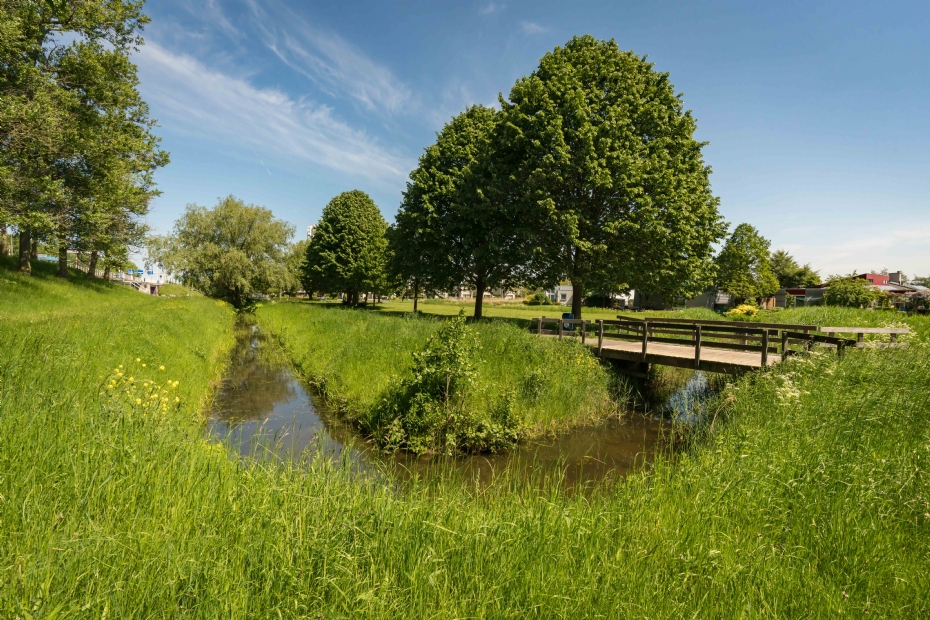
[208,321,668,488]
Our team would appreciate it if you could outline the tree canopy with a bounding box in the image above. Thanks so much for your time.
[0,0,165,276]
[500,35,725,318]
[770,249,821,289]
[715,223,779,303]
[302,190,388,305]
[823,275,880,308]
[149,196,294,308]
[392,105,534,319]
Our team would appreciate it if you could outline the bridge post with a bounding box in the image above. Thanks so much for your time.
[781,330,789,358]
[761,329,769,367]
[597,320,604,356]
[694,325,702,370]
[640,321,649,361]
[558,318,563,341]
[581,320,587,344]
[538,316,544,337]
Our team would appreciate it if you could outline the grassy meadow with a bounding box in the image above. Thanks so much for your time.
[3,259,929,617]
[255,301,619,435]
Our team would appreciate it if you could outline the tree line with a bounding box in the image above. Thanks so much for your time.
[0,0,166,279]
[146,36,838,314]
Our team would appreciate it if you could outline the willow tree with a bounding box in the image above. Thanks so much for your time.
[393,105,534,319]
[150,196,294,308]
[302,190,387,306]
[501,36,726,318]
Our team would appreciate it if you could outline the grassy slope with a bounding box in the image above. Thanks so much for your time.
[2,260,928,617]
[255,301,616,433]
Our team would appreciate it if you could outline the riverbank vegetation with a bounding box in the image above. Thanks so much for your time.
[3,259,929,616]
[255,302,619,448]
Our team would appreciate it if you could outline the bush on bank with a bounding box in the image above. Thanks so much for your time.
[255,301,619,447]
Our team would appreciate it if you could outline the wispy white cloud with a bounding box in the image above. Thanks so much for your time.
[137,42,410,183]
[784,225,930,276]
[520,21,549,35]
[480,3,505,15]
[245,1,412,115]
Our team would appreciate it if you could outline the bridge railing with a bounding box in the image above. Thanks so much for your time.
[532,315,856,368]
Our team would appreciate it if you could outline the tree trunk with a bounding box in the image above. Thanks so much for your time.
[103,264,111,280]
[86,250,99,281]
[474,277,486,320]
[0,225,7,256]
[413,278,419,313]
[57,243,69,278]
[18,228,31,274]
[30,238,38,259]
[571,281,583,320]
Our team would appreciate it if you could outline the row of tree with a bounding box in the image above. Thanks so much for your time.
[0,0,166,279]
[302,36,725,320]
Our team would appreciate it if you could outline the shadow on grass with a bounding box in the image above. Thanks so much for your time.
[0,254,131,295]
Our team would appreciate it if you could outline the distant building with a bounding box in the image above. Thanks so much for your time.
[855,272,890,286]
[307,225,316,240]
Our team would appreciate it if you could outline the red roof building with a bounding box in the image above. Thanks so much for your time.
[855,273,890,285]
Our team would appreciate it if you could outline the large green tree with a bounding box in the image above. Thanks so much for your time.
[0,0,163,276]
[715,223,779,303]
[770,249,821,289]
[392,105,533,319]
[302,190,388,306]
[500,35,726,319]
[149,196,294,308]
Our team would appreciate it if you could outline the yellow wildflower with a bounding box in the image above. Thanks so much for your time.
[135,398,141,405]
[135,358,140,363]
[159,366,165,371]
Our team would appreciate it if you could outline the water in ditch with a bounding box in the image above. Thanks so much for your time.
[207,322,704,489]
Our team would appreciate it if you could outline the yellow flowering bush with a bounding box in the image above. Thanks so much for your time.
[725,304,760,318]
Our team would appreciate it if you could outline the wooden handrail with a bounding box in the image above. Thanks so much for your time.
[615,315,818,333]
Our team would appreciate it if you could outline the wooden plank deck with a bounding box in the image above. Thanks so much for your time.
[534,317,854,375]
[595,337,780,374]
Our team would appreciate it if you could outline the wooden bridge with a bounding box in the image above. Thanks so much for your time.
[531,316,894,375]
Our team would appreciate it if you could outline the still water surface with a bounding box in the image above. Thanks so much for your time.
[208,323,673,488]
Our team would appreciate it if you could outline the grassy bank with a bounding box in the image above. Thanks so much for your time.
[3,260,929,616]
[255,301,618,436]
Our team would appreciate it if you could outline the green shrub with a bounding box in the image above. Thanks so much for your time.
[372,312,519,454]
[523,289,552,305]
[823,276,880,307]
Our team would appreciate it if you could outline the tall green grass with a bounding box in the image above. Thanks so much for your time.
[3,259,929,617]
[255,301,618,434]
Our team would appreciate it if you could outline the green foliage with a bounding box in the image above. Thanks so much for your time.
[823,275,881,308]
[770,249,821,288]
[523,289,552,305]
[724,303,760,317]
[502,35,726,317]
[372,311,519,454]
[4,258,930,616]
[0,0,165,275]
[256,302,615,434]
[392,105,532,319]
[303,190,387,305]
[715,223,779,301]
[149,196,294,308]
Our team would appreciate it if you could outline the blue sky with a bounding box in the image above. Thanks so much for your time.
[136,0,930,276]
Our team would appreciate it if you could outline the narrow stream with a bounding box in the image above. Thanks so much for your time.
[208,322,675,488]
